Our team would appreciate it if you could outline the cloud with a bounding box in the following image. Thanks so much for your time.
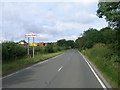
[1,2,108,42]
[62,12,97,24]
[35,34,53,41]
[1,0,98,3]
[58,35,78,41]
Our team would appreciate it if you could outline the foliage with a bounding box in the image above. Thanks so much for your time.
[75,27,117,50]
[97,2,120,57]
[2,42,27,62]
[57,39,67,47]
[2,40,68,62]
[66,40,76,48]
[34,46,46,54]
[46,44,54,53]
[82,45,119,88]
[100,27,117,44]
[75,2,120,89]
[0,44,2,61]
[97,2,120,28]
[57,39,76,49]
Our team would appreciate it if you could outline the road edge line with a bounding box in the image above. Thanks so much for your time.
[2,52,66,79]
[78,50,107,89]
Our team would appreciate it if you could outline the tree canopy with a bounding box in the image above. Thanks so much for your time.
[97,2,120,29]
[75,27,117,49]
[57,39,76,49]
[97,2,120,56]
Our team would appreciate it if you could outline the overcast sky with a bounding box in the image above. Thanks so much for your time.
[1,0,108,43]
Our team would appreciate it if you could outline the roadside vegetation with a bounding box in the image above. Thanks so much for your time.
[2,42,64,62]
[2,39,76,75]
[76,2,120,89]
[76,27,119,89]
[2,1,120,89]
[82,44,119,88]
[2,50,66,76]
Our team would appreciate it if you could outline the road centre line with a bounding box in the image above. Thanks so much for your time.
[78,50,107,89]
[58,66,63,71]
[2,52,66,79]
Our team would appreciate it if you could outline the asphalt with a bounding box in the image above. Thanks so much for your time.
[2,49,104,88]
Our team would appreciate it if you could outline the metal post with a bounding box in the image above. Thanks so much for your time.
[33,37,34,58]
[28,37,29,56]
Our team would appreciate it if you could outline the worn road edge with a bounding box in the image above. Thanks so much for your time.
[2,52,66,79]
[78,50,112,89]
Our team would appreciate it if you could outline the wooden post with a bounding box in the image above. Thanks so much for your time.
[33,37,34,58]
[28,37,30,56]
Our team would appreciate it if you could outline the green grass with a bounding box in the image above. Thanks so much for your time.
[81,44,119,89]
[2,50,67,75]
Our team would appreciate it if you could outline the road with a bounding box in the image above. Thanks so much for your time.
[2,49,106,88]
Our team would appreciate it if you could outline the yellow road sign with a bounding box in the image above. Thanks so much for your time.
[29,43,37,46]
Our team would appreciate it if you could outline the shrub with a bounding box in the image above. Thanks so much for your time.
[2,42,65,62]
[2,42,27,62]
[46,45,54,53]
[82,44,119,88]
[34,46,46,54]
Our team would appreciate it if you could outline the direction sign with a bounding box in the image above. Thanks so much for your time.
[25,33,37,38]
[29,43,37,46]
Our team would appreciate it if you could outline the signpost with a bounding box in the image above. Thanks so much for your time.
[28,37,30,56]
[29,43,37,46]
[25,33,37,58]
[33,37,35,58]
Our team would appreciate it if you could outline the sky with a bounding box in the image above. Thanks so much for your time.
[0,0,108,43]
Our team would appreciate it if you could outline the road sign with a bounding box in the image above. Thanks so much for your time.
[29,43,37,46]
[25,33,37,38]
[25,33,37,58]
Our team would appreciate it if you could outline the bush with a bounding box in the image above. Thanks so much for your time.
[34,46,46,54]
[52,46,61,52]
[2,42,65,62]
[82,44,119,88]
[46,44,54,53]
[2,42,27,62]
[87,44,113,59]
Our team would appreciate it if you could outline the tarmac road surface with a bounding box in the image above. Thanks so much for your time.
[2,49,106,88]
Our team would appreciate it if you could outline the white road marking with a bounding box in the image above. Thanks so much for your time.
[58,66,63,71]
[78,51,107,89]
[2,52,66,79]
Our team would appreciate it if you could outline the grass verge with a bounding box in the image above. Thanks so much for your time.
[81,44,119,89]
[2,50,67,76]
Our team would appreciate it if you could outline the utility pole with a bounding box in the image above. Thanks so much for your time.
[33,37,34,58]
[28,37,30,56]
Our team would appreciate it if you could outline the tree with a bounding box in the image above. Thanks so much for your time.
[97,2,120,56]
[100,27,117,44]
[78,28,102,49]
[57,39,67,47]
[97,2,120,29]
[75,36,86,50]
[57,39,76,49]
[66,40,76,48]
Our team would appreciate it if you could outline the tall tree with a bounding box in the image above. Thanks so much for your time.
[97,2,120,56]
[97,2,120,29]
[75,28,103,49]
[100,27,117,44]
[57,39,66,47]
